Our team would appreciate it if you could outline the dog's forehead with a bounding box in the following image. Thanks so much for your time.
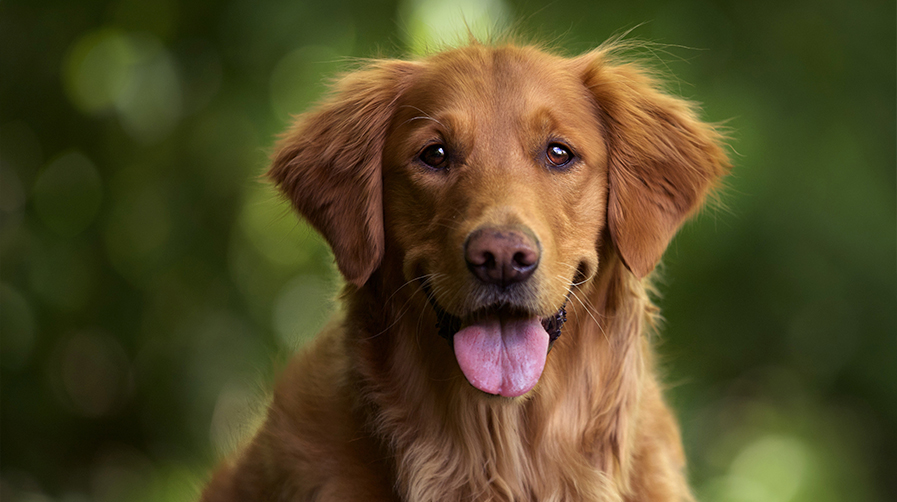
[402,45,593,121]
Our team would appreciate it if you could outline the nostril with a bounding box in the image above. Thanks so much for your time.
[467,249,496,269]
[512,250,538,270]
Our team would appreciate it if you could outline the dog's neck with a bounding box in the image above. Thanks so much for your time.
[345,251,652,501]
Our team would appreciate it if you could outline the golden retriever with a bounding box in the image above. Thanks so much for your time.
[202,40,730,501]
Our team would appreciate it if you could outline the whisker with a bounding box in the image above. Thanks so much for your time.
[398,105,447,129]
[386,273,434,305]
[365,273,442,340]
[568,287,610,344]
[553,273,610,343]
[557,263,592,288]
[571,276,590,287]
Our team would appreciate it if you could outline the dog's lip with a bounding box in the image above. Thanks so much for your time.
[418,279,568,343]
[462,305,540,325]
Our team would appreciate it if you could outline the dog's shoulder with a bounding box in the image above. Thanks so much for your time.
[204,322,399,501]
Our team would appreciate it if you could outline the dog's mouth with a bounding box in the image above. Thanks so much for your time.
[421,281,568,398]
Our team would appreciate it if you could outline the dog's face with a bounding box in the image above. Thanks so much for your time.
[270,43,728,398]
[381,47,607,396]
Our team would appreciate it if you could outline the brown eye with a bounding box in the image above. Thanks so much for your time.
[419,144,447,169]
[546,143,573,168]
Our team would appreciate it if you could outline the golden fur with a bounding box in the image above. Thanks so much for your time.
[201,41,730,501]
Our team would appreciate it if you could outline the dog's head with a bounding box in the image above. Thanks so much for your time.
[270,43,729,397]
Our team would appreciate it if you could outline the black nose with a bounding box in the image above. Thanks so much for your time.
[464,227,540,287]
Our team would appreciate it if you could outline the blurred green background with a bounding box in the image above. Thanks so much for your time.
[1,0,894,500]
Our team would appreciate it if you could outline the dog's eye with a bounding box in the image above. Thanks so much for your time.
[419,144,448,169]
[546,143,574,168]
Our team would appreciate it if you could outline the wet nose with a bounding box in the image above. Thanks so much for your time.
[464,227,540,288]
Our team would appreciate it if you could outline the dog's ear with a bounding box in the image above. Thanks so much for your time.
[577,49,730,278]
[269,60,416,287]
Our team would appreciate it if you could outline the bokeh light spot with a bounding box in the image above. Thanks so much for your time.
[32,151,103,237]
[28,241,97,312]
[0,283,36,371]
[273,275,334,349]
[399,0,512,54]
[175,39,223,116]
[209,380,268,458]
[705,434,812,502]
[269,45,343,123]
[728,434,809,502]
[238,182,320,268]
[63,28,135,114]
[114,34,183,144]
[54,330,133,418]
[103,170,172,287]
[186,105,260,196]
[90,445,153,502]
[63,29,182,143]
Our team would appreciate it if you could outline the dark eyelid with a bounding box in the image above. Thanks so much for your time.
[550,139,577,157]
[417,140,443,154]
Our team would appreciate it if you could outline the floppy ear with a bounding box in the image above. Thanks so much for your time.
[578,49,730,278]
[269,60,416,287]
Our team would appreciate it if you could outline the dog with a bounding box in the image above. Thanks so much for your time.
[201,40,730,501]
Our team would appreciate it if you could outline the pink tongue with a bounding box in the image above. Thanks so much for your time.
[452,316,549,397]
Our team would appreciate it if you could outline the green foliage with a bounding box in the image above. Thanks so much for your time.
[1,0,894,500]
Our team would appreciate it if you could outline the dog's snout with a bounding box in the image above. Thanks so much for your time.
[465,228,540,287]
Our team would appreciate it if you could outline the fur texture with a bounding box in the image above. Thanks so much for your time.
[202,40,730,502]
